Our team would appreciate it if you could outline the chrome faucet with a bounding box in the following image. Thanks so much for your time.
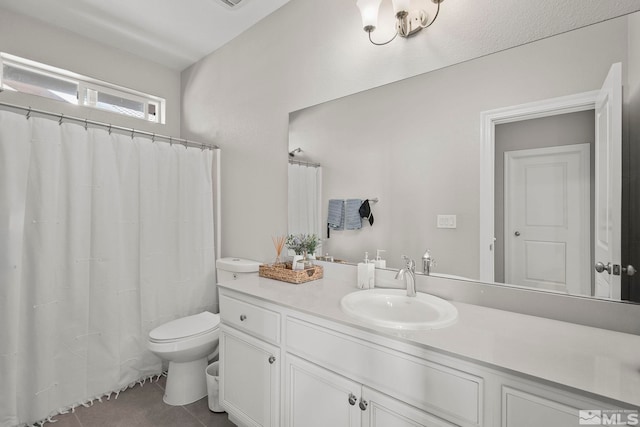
[395,256,416,297]
[422,249,435,275]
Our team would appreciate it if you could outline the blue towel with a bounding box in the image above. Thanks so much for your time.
[345,199,362,230]
[327,199,344,230]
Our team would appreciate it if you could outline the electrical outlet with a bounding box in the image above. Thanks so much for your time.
[437,215,457,229]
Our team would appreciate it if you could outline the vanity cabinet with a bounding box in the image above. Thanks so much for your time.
[218,284,636,427]
[219,294,281,427]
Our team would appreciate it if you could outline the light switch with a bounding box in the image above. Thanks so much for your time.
[437,215,457,229]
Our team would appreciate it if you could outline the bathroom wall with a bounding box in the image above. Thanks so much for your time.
[181,0,640,264]
[0,8,181,136]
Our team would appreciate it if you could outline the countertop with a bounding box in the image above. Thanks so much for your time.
[218,276,640,407]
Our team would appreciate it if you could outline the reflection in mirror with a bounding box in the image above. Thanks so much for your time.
[288,12,640,302]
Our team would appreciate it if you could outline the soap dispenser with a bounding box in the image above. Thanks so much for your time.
[357,252,375,289]
[374,249,386,269]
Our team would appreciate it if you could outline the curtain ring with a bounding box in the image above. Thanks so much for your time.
[108,124,112,135]
[183,139,188,149]
[131,128,135,139]
[26,107,32,120]
[84,119,88,131]
[169,137,173,146]
[151,133,155,143]
[201,143,205,151]
[58,114,64,126]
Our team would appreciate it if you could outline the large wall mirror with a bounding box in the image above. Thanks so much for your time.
[288,12,640,303]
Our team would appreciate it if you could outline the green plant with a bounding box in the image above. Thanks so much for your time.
[286,233,320,255]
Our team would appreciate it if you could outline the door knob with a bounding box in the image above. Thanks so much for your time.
[268,356,276,364]
[348,393,357,406]
[595,262,612,274]
[240,314,247,321]
[623,265,636,277]
[359,398,368,411]
[514,231,521,236]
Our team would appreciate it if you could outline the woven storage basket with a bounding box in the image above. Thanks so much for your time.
[259,263,323,284]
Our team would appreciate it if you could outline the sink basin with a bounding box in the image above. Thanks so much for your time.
[340,289,458,330]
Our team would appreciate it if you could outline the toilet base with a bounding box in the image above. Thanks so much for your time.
[163,357,208,406]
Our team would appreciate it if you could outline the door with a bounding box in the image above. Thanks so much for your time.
[285,354,361,427]
[504,144,591,295]
[362,387,457,427]
[220,328,280,427]
[594,62,622,299]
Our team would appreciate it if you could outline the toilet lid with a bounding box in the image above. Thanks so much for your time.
[149,311,220,342]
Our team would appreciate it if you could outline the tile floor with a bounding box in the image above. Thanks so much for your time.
[49,375,236,427]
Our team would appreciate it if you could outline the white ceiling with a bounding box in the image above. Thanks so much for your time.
[0,0,291,70]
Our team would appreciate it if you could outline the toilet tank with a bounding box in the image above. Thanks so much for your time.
[216,257,262,283]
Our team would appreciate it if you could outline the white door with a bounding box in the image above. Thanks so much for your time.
[594,63,622,299]
[504,144,591,295]
[220,328,280,427]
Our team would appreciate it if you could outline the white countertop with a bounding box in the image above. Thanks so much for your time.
[218,276,640,407]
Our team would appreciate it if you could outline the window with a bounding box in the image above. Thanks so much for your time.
[0,53,165,124]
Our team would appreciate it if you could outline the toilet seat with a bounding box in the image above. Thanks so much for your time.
[149,311,220,343]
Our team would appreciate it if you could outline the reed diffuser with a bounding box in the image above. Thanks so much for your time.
[272,235,286,267]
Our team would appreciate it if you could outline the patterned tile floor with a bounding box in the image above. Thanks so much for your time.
[49,376,236,427]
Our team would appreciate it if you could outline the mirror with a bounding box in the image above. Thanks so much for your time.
[288,12,640,302]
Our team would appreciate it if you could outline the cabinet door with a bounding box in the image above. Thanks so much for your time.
[362,387,458,427]
[502,386,580,427]
[285,354,361,427]
[220,327,280,427]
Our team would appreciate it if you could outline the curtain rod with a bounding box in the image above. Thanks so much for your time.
[0,101,219,150]
[288,158,320,168]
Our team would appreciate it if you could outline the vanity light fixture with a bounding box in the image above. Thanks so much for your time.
[356,0,444,46]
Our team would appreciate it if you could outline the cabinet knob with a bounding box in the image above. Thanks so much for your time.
[348,393,357,406]
[240,314,247,321]
[358,398,368,411]
[268,355,276,364]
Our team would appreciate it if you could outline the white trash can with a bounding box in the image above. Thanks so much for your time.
[206,361,224,412]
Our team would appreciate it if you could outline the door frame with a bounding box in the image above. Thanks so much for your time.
[479,90,599,282]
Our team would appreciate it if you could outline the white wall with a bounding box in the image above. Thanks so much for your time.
[0,8,181,136]
[181,0,640,263]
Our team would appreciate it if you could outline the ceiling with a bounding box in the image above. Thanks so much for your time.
[0,0,291,70]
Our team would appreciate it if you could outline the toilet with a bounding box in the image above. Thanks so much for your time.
[147,257,261,406]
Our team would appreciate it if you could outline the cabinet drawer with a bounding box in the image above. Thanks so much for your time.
[286,317,482,427]
[220,294,280,343]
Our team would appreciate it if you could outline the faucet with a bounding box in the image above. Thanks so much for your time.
[395,256,416,297]
[422,249,435,275]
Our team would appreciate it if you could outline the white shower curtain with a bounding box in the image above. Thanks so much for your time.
[288,163,321,238]
[0,110,216,427]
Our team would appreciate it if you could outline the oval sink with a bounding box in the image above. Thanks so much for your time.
[340,289,458,330]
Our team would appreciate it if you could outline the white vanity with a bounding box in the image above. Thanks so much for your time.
[217,275,640,427]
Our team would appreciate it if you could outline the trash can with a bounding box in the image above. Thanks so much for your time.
[206,361,224,412]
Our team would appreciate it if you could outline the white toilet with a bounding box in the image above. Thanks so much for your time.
[147,257,261,406]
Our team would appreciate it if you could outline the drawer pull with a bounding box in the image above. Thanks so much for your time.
[268,355,276,364]
[348,393,357,406]
[359,398,368,411]
[240,314,247,321]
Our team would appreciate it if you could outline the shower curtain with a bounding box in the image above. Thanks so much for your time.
[288,162,321,238]
[0,110,216,427]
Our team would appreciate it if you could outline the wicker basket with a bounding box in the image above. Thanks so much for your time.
[259,262,323,284]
